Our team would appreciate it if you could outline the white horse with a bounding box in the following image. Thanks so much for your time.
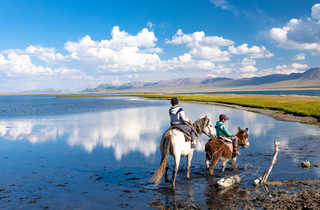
[151,115,215,190]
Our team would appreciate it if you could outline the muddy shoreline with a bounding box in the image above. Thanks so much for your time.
[205,180,320,209]
[202,101,320,126]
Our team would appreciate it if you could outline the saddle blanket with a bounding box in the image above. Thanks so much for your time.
[217,137,233,153]
[170,126,192,142]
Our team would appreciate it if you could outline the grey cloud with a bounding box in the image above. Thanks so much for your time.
[287,19,320,44]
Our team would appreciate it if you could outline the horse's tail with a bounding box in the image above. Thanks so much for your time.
[151,131,171,186]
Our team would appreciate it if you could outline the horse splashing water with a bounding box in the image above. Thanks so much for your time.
[151,115,215,190]
[205,127,249,176]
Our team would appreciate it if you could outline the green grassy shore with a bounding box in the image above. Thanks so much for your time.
[58,93,320,119]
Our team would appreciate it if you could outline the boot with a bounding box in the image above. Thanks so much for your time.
[232,136,239,157]
[191,141,196,149]
[191,132,196,149]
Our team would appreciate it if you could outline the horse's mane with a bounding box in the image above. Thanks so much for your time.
[193,115,209,135]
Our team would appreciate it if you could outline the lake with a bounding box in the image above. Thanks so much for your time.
[0,95,319,209]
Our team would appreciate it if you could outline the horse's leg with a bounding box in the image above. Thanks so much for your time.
[186,152,193,180]
[172,154,180,190]
[164,161,169,183]
[222,159,228,172]
[160,138,170,183]
[209,151,222,176]
[232,156,238,170]
[205,151,211,170]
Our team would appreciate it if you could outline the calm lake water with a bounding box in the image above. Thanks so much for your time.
[0,96,319,209]
[180,89,320,96]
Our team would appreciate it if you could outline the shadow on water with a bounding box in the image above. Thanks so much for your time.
[0,96,319,208]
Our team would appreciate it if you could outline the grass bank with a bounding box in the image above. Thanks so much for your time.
[58,93,320,119]
[126,93,320,119]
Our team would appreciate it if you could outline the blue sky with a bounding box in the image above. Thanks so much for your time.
[0,0,319,92]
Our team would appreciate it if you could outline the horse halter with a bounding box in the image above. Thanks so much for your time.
[237,129,249,148]
[202,119,214,138]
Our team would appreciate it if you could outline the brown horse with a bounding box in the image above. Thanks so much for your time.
[205,127,249,176]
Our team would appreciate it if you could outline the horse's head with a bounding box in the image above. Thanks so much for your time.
[194,115,215,138]
[236,127,249,148]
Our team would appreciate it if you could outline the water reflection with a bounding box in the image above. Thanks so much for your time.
[0,106,169,160]
[0,98,319,170]
[1,97,320,209]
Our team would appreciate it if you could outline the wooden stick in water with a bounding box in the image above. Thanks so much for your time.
[254,140,280,186]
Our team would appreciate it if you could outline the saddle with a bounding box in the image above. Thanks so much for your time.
[216,137,233,153]
[170,126,192,142]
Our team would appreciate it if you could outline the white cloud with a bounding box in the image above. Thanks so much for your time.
[291,62,309,69]
[228,44,274,58]
[0,52,82,78]
[241,57,256,66]
[167,29,234,47]
[147,21,154,28]
[270,4,320,51]
[166,29,232,62]
[3,46,68,63]
[210,0,237,14]
[0,54,8,65]
[240,65,257,73]
[190,46,230,62]
[258,63,309,76]
[162,53,215,70]
[210,0,229,10]
[140,47,163,54]
[0,25,294,91]
[293,53,305,60]
[238,57,257,75]
[64,26,162,72]
[312,3,320,21]
[25,46,68,63]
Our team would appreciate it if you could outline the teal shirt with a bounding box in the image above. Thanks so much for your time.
[215,121,232,137]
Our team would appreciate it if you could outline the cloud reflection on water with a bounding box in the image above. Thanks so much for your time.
[0,106,168,160]
[0,100,319,166]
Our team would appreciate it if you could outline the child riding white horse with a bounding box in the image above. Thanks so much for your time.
[151,99,215,190]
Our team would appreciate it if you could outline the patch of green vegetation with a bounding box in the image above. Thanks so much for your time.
[57,93,320,119]
[125,93,320,119]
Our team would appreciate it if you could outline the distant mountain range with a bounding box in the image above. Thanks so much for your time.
[83,67,320,92]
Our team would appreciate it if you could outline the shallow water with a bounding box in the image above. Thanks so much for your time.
[0,96,319,209]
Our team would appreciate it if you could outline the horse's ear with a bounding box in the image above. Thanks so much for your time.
[245,128,248,132]
[238,126,241,131]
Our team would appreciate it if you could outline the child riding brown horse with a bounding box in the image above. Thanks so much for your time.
[205,127,250,176]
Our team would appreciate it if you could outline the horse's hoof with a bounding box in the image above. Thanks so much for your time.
[165,179,170,183]
[209,170,214,176]
[186,177,190,180]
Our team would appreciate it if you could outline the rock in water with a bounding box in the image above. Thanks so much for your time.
[301,160,311,168]
[217,175,241,188]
